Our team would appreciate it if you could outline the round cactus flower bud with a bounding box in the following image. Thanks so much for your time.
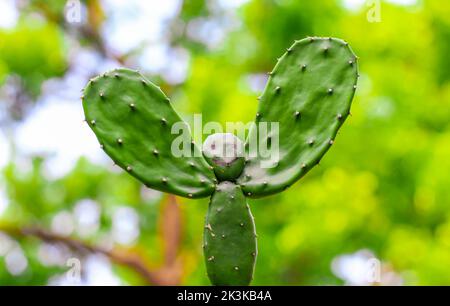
[202,133,245,182]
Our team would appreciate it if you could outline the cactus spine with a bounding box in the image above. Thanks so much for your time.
[82,37,358,286]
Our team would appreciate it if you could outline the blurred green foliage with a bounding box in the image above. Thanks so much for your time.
[0,20,67,96]
[1,0,450,285]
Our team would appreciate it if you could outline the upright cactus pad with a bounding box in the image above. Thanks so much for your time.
[82,68,216,198]
[238,37,359,197]
[203,182,257,286]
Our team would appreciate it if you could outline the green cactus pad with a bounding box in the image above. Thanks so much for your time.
[82,68,216,198]
[238,37,359,197]
[203,182,257,286]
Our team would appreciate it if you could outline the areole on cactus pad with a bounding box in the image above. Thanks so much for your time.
[81,37,359,286]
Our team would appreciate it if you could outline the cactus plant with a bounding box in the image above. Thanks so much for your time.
[82,37,358,286]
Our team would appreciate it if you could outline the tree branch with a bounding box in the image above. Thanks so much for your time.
[0,195,185,285]
[3,226,164,285]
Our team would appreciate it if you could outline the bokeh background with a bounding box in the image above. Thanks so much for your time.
[0,0,449,285]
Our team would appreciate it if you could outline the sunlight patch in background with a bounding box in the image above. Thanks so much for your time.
[0,233,28,276]
[332,249,403,286]
[51,211,76,237]
[217,0,250,9]
[74,199,101,238]
[5,246,28,276]
[102,0,182,54]
[0,0,18,29]
[81,255,122,285]
[48,254,122,286]
[14,98,107,179]
[112,207,140,246]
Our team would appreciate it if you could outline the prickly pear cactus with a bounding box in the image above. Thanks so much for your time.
[81,37,358,286]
